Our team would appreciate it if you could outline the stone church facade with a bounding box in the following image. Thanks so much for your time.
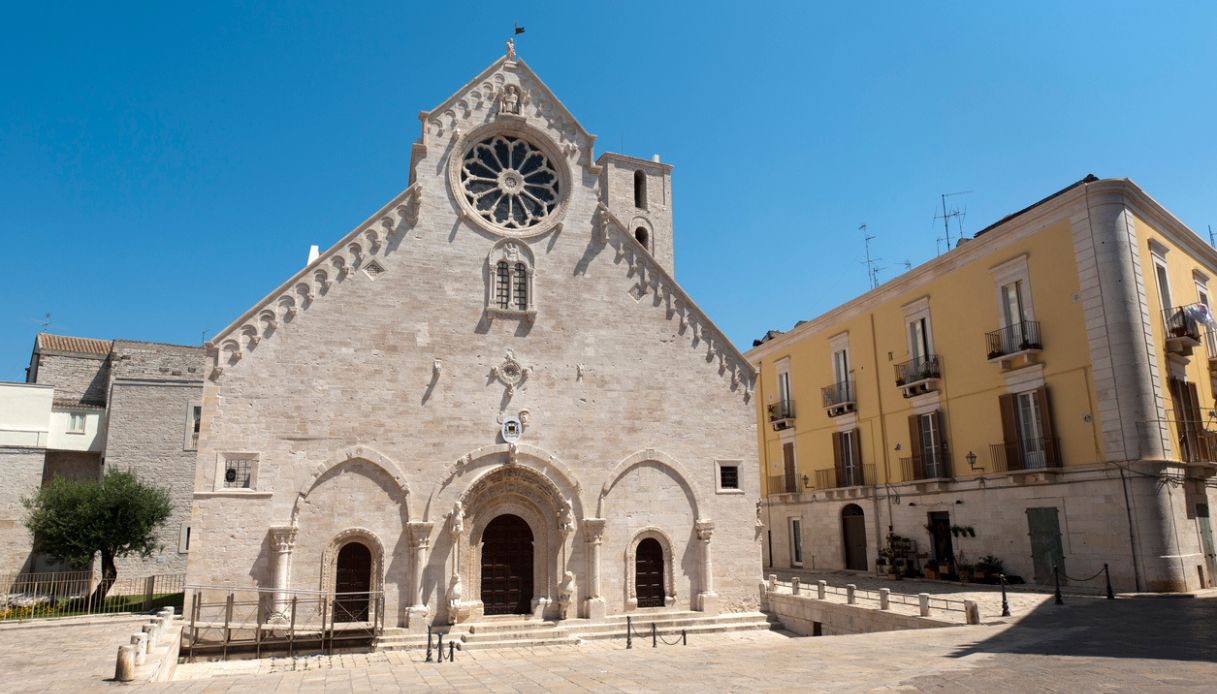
[184,48,760,629]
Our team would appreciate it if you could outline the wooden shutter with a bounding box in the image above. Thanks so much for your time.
[998,394,1021,470]
[908,414,924,479]
[1188,382,1211,461]
[832,432,845,488]
[782,442,796,493]
[850,429,864,484]
[933,410,950,475]
[1035,387,1059,467]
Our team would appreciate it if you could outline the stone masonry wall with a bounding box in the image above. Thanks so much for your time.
[31,353,110,405]
[0,448,44,573]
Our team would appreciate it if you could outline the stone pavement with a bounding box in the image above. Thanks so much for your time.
[2,596,1216,691]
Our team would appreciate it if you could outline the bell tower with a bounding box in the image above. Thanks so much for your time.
[596,153,676,276]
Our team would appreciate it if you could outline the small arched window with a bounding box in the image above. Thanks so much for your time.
[514,263,529,310]
[633,170,647,209]
[634,227,650,251]
[495,261,511,309]
[486,240,535,319]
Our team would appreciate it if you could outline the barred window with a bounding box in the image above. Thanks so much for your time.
[514,263,529,310]
[223,458,252,488]
[496,261,511,309]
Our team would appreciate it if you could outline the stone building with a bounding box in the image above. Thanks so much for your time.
[0,334,204,575]
[750,175,1217,593]
[184,47,760,630]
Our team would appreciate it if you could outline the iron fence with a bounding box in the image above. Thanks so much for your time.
[985,320,1042,359]
[0,570,184,621]
[894,354,941,386]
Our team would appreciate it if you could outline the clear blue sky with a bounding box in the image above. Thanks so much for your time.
[2,1,1214,381]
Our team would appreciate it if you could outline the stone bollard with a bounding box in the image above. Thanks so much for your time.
[155,617,167,644]
[964,600,980,625]
[115,644,135,682]
[143,623,157,649]
[817,580,827,599]
[846,584,856,605]
[768,574,777,592]
[130,633,147,666]
[918,593,931,617]
[791,577,801,595]
[879,588,890,610]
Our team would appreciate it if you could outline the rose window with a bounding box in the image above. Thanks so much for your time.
[459,135,560,230]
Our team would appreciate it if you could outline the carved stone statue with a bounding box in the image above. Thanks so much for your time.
[559,502,575,539]
[449,500,464,536]
[558,570,575,619]
[506,38,517,60]
[501,84,521,115]
[447,573,464,624]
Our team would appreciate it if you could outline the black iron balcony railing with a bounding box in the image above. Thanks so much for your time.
[986,320,1042,360]
[900,445,952,481]
[1163,304,1206,345]
[821,380,855,408]
[989,437,1061,472]
[894,354,942,387]
[767,399,796,422]
[814,464,875,489]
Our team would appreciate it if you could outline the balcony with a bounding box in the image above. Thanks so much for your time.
[767,399,796,431]
[766,474,799,495]
[1163,304,1206,357]
[989,437,1061,473]
[814,464,874,489]
[894,355,942,398]
[821,380,856,417]
[899,445,952,481]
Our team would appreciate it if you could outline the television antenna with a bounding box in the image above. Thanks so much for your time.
[860,224,883,290]
[934,190,972,254]
[35,312,53,333]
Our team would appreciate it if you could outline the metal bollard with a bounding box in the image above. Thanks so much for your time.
[651,622,657,648]
[682,629,687,646]
[918,593,930,617]
[879,588,890,610]
[999,574,1011,617]
[115,644,135,682]
[1104,563,1115,600]
[817,580,827,599]
[846,584,856,605]
[791,577,801,595]
[425,624,433,662]
[1053,565,1064,605]
[130,633,147,666]
[964,600,980,625]
[449,641,455,661]
[626,616,632,649]
[436,632,444,662]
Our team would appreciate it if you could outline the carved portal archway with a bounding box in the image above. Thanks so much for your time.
[625,527,676,610]
[320,527,385,618]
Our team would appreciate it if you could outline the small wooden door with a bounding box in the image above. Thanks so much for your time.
[480,514,534,615]
[841,504,868,571]
[635,538,666,607]
[928,512,955,572]
[1027,507,1066,585]
[334,542,371,622]
[1198,504,1217,587]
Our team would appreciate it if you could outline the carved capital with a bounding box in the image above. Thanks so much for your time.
[582,518,606,543]
[695,519,715,542]
[269,525,297,553]
[406,521,434,549]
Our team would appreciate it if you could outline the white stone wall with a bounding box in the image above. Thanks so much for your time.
[186,56,760,625]
[0,448,43,573]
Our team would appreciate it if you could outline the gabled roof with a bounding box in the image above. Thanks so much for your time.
[35,333,112,356]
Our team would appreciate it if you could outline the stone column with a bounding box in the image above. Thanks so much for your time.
[695,519,718,615]
[406,521,434,632]
[582,518,606,619]
[268,526,297,620]
[446,503,466,624]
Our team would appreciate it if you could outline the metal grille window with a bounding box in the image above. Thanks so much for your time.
[495,261,511,308]
[514,263,528,310]
[719,464,739,490]
[223,458,253,489]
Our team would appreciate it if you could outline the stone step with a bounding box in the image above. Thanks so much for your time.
[461,627,572,643]
[455,635,581,651]
[465,619,562,635]
[568,615,776,641]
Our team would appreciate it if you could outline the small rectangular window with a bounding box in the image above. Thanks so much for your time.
[178,525,191,553]
[67,413,85,434]
[189,406,202,449]
[719,464,739,490]
[223,458,253,488]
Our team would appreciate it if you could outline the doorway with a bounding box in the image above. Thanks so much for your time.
[841,504,867,571]
[635,538,666,607]
[1198,504,1217,588]
[1027,507,1066,585]
[334,542,372,622]
[480,514,534,615]
[927,512,955,576]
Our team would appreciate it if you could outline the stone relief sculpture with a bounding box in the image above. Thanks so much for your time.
[558,570,575,619]
[500,84,522,115]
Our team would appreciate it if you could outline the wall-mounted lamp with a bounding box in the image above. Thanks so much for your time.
[801,474,812,490]
[966,450,980,471]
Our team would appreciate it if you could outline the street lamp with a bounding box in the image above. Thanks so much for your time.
[966,450,980,471]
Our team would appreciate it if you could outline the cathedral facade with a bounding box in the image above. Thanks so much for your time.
[184,49,760,629]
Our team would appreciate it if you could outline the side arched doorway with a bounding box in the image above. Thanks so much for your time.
[635,538,666,607]
[481,514,534,615]
[334,542,372,622]
[841,504,868,571]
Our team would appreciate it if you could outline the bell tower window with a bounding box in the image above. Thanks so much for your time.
[634,227,650,251]
[634,170,647,209]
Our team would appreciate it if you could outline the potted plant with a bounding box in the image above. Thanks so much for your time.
[957,563,975,582]
[975,554,1005,583]
[924,559,940,580]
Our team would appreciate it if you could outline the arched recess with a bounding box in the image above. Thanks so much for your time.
[625,527,676,610]
[597,449,703,519]
[296,446,412,506]
[320,527,386,615]
[429,442,585,522]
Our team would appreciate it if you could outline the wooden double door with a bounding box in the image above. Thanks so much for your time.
[481,514,535,615]
[635,538,666,607]
[334,542,371,622]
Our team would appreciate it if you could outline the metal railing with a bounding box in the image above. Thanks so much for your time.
[900,445,952,481]
[985,320,1042,359]
[183,585,385,661]
[0,570,184,621]
[1137,419,1217,464]
[1162,304,1206,344]
[767,399,796,422]
[989,437,1061,472]
[821,380,855,408]
[894,354,941,386]
[814,464,875,489]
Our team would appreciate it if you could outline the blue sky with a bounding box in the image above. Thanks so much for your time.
[1,1,1214,381]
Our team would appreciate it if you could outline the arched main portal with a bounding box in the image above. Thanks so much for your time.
[841,504,868,571]
[480,514,535,615]
[635,538,665,607]
[334,542,372,622]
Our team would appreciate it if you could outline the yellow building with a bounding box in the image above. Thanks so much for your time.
[747,175,1217,593]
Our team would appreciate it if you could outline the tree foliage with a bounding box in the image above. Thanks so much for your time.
[24,469,172,598]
